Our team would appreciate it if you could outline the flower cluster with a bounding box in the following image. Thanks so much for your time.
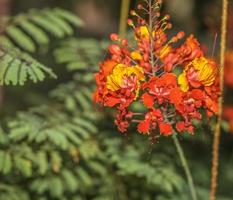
[94,1,219,138]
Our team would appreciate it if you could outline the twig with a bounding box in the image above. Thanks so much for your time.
[148,0,155,75]
[209,0,228,199]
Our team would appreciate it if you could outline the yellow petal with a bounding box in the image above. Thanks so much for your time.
[131,51,142,60]
[140,26,150,39]
[106,64,145,92]
[178,73,189,92]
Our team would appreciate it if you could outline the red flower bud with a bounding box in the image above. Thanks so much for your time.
[110,33,119,41]
[121,39,128,46]
[177,31,185,39]
[130,10,137,16]
[137,4,143,10]
[109,45,121,55]
[127,19,134,26]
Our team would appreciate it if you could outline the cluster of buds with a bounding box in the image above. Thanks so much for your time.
[94,0,219,138]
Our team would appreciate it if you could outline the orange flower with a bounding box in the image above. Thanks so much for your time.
[93,60,117,103]
[177,35,203,62]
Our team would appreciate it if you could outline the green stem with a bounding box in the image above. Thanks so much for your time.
[118,0,130,37]
[172,135,197,200]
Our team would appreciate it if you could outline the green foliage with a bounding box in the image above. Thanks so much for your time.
[0,46,56,85]
[0,73,188,199]
[0,8,83,86]
[1,8,83,52]
[54,38,108,72]
[1,74,232,199]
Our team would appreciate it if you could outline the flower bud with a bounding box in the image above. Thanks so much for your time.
[109,45,121,55]
[137,4,143,10]
[121,39,128,46]
[110,33,119,41]
[127,19,134,26]
[130,10,137,16]
[177,31,185,39]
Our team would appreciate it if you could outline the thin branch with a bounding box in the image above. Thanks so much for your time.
[209,0,228,199]
[149,0,155,75]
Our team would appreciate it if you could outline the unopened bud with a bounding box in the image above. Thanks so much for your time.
[166,23,172,29]
[121,39,128,46]
[130,10,137,16]
[127,19,134,26]
[110,33,119,41]
[177,31,185,39]
[137,4,143,10]
[164,15,170,20]
[109,45,121,55]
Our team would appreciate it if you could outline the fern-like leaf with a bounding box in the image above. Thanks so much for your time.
[54,38,108,72]
[0,46,56,85]
[1,8,83,52]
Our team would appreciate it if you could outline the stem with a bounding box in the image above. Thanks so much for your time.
[148,0,155,75]
[210,0,228,199]
[172,135,197,200]
[118,0,130,37]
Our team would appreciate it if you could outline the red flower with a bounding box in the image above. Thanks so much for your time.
[115,109,133,133]
[138,119,150,134]
[137,109,163,134]
[146,73,178,104]
[142,93,154,108]
[176,121,185,132]
[159,123,173,136]
[175,121,194,134]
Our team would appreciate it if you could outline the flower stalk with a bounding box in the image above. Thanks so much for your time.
[172,135,197,200]
[210,0,228,199]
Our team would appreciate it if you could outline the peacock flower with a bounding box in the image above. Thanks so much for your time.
[94,0,219,137]
[106,64,145,98]
[178,57,217,92]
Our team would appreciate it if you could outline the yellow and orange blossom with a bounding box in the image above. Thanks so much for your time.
[178,57,217,92]
[107,64,145,97]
